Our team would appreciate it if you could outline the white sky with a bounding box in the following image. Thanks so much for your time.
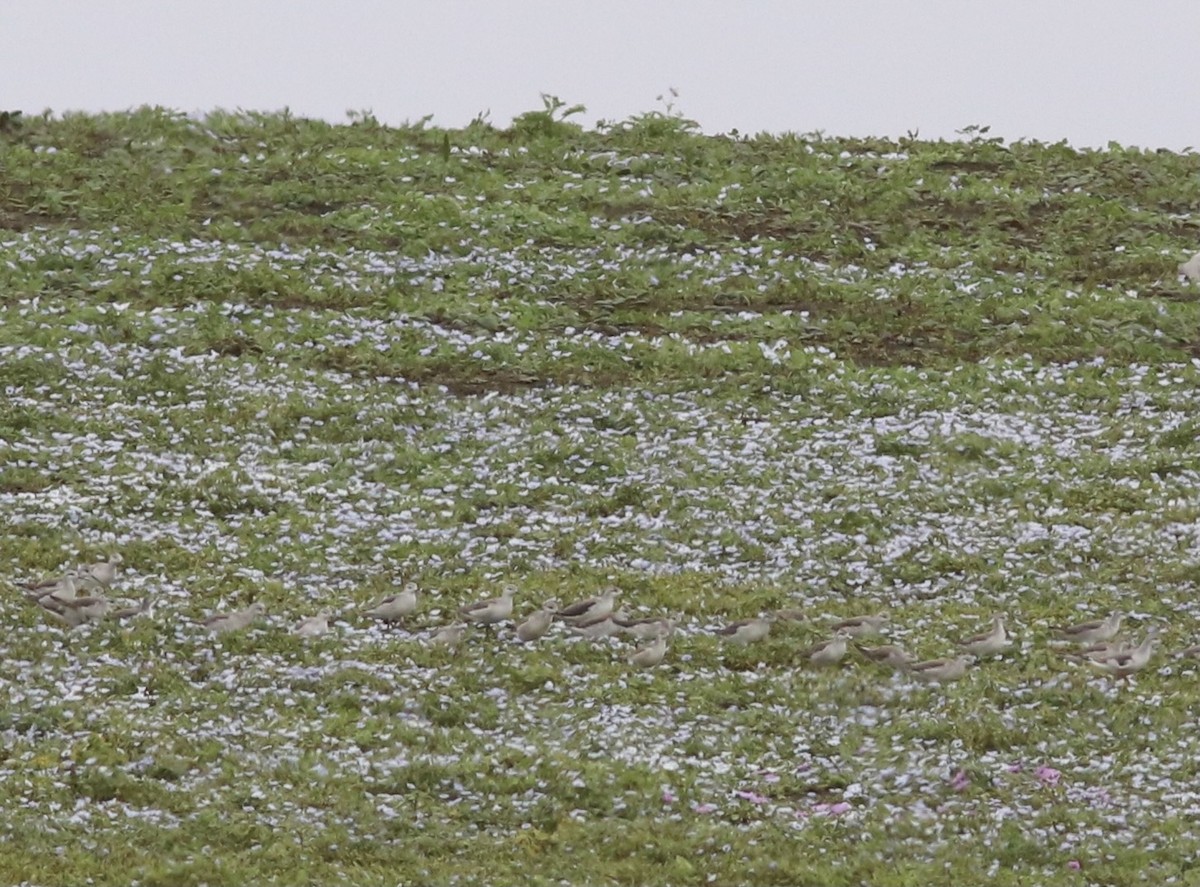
[5,1,1200,149]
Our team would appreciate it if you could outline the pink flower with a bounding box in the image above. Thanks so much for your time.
[1006,762,1024,773]
[662,790,676,805]
[950,769,970,792]
[1067,860,1081,870]
[692,802,717,814]
[762,772,781,784]
[1036,766,1062,786]
[828,802,852,815]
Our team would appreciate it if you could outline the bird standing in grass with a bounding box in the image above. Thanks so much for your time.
[1054,612,1123,646]
[204,602,266,634]
[803,631,851,667]
[715,616,773,646]
[908,655,974,683]
[557,588,620,625]
[829,612,889,638]
[460,585,517,625]
[429,623,467,649]
[516,599,558,642]
[855,643,914,669]
[628,626,669,669]
[364,583,419,625]
[956,615,1011,657]
[293,610,332,638]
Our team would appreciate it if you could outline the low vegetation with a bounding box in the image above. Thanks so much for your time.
[2,100,1200,885]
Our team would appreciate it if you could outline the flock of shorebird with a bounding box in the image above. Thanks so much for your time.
[9,555,1184,681]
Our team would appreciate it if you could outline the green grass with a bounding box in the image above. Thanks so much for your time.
[2,103,1200,885]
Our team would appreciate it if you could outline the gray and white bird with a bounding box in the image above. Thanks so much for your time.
[363,583,419,624]
[1089,630,1157,678]
[460,585,517,625]
[829,612,889,638]
[428,623,467,649]
[1054,612,1123,646]
[516,599,558,643]
[614,615,673,639]
[557,588,620,625]
[77,554,124,590]
[956,615,1011,657]
[39,593,109,628]
[203,602,266,634]
[109,596,154,621]
[293,610,333,638]
[715,616,773,646]
[571,613,626,640]
[628,627,669,669]
[803,631,851,667]
[908,655,974,683]
[855,642,915,669]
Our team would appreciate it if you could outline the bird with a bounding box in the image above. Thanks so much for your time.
[516,599,558,643]
[363,583,418,624]
[956,615,1011,657]
[803,631,851,667]
[1180,251,1200,283]
[293,610,332,638]
[77,554,123,589]
[1053,612,1123,646]
[557,588,620,625]
[22,574,78,604]
[714,616,773,646]
[614,615,673,639]
[829,612,889,638]
[855,642,914,669]
[1179,643,1200,660]
[774,607,807,623]
[1090,631,1157,678]
[460,585,517,625]
[38,593,109,628]
[109,596,154,621]
[203,602,266,634]
[570,613,625,639]
[428,623,467,649]
[628,627,669,669]
[908,655,974,683]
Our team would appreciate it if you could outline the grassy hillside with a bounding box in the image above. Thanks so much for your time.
[3,103,1200,885]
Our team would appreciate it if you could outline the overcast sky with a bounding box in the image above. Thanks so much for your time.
[6,2,1200,149]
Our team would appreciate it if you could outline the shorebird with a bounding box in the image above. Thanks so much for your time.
[109,596,154,621]
[1181,251,1200,283]
[956,615,1011,657]
[293,610,332,638]
[203,602,266,634]
[715,616,773,646]
[628,627,669,669]
[516,599,558,643]
[428,623,467,649]
[460,585,517,625]
[557,588,620,625]
[363,583,419,624]
[571,613,625,639]
[908,655,974,683]
[1090,631,1157,678]
[803,631,851,667]
[77,555,123,589]
[1053,612,1123,646]
[774,607,807,623]
[855,642,914,669]
[39,593,109,628]
[829,612,889,638]
[22,574,78,604]
[614,615,673,639]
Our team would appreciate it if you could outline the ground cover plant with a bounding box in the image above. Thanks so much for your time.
[4,99,1200,885]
